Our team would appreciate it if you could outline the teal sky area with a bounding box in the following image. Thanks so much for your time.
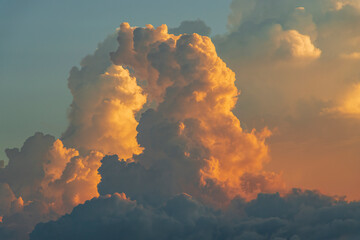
[0,0,232,162]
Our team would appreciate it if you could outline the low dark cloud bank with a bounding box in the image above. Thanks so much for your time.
[30,189,360,240]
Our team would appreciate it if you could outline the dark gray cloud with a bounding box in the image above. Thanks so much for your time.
[30,193,218,240]
[0,133,58,240]
[97,109,228,207]
[0,133,55,202]
[30,189,360,240]
[169,19,211,36]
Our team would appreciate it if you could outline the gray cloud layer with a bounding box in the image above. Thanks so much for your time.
[30,190,360,240]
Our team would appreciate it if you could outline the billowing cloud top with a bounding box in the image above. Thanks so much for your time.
[107,23,282,203]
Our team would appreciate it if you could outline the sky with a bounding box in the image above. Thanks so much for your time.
[1,0,360,239]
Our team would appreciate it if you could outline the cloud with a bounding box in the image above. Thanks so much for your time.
[0,30,145,239]
[62,32,146,159]
[323,83,360,118]
[30,193,218,240]
[40,140,103,214]
[169,19,211,36]
[213,0,360,200]
[276,29,321,59]
[0,31,153,239]
[0,184,16,217]
[216,0,360,63]
[30,190,360,240]
[340,52,360,59]
[109,23,283,202]
[216,0,322,61]
[0,133,57,239]
[215,23,320,61]
[0,133,103,239]
[335,0,360,10]
[0,133,55,202]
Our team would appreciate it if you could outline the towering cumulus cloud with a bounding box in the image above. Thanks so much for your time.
[99,23,283,204]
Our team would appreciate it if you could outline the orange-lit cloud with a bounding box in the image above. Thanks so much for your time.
[42,139,104,214]
[0,31,146,238]
[0,134,104,239]
[105,23,284,203]
[62,48,146,159]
